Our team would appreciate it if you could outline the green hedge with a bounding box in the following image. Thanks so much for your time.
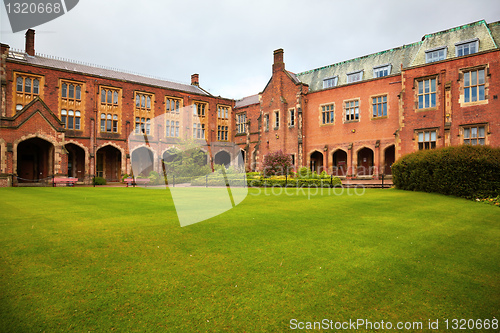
[392,145,500,199]
[190,176,342,188]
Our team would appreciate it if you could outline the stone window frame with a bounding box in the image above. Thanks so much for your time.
[319,102,335,126]
[458,65,489,107]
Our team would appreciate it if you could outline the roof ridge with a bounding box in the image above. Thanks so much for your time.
[296,41,421,76]
[9,49,193,87]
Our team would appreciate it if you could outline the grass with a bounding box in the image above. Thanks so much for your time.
[0,187,499,332]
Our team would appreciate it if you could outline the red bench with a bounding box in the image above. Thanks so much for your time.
[124,178,150,187]
[52,177,78,187]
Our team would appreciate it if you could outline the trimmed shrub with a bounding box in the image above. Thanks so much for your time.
[392,145,500,199]
[92,176,106,186]
[262,150,293,176]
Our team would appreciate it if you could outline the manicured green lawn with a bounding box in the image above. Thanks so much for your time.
[0,187,499,332]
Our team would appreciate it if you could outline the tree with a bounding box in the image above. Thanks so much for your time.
[262,150,293,176]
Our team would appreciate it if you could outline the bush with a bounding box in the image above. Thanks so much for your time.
[92,176,106,186]
[262,150,293,176]
[392,145,500,199]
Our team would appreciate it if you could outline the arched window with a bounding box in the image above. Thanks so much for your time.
[113,91,118,105]
[25,78,31,93]
[146,118,151,135]
[16,77,23,92]
[107,90,112,104]
[68,110,74,129]
[75,111,81,130]
[75,86,81,100]
[61,109,67,127]
[61,83,67,97]
[100,113,106,132]
[33,79,39,94]
[136,95,140,108]
[135,117,141,134]
[107,114,112,132]
[101,89,106,103]
[112,114,118,132]
[68,84,74,99]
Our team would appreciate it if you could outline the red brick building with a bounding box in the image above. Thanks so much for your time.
[1,20,499,186]
[235,20,500,178]
[1,30,235,186]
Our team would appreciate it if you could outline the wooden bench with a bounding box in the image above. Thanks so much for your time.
[124,178,150,187]
[52,177,78,187]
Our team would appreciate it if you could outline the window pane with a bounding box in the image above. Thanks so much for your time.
[431,93,436,108]
[424,80,429,94]
[33,79,39,94]
[431,79,436,92]
[425,94,430,108]
[113,91,118,104]
[25,78,31,93]
[101,89,106,103]
[61,115,66,126]
[464,87,470,103]
[147,96,151,108]
[425,132,430,141]
[478,126,485,137]
[464,72,470,87]
[479,139,485,145]
[75,117,80,130]
[136,95,140,107]
[471,71,477,86]
[418,95,424,108]
[471,127,477,138]
[17,77,23,92]
[478,85,485,101]
[418,81,423,94]
[471,86,477,102]
[76,86,81,100]
[464,128,469,138]
[383,103,387,116]
[431,131,436,141]
[107,90,112,103]
[69,84,74,98]
[68,116,73,129]
[141,95,145,108]
[478,69,485,84]
[59,84,67,99]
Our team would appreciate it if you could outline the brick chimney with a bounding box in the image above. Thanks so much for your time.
[25,29,35,56]
[273,48,284,73]
[191,73,199,86]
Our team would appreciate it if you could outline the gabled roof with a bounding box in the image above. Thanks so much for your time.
[7,51,211,96]
[1,96,65,131]
[235,94,259,108]
[296,20,499,93]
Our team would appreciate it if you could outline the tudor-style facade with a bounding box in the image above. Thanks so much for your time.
[0,30,235,186]
[1,20,499,186]
[235,20,500,178]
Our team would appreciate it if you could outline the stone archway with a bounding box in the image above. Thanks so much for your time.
[310,151,323,174]
[214,150,231,168]
[357,147,374,176]
[96,145,122,182]
[384,145,395,175]
[65,143,86,181]
[332,149,348,176]
[131,147,155,177]
[17,137,54,183]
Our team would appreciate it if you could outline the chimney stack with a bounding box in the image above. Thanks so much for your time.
[191,73,199,86]
[25,29,35,56]
[273,48,284,73]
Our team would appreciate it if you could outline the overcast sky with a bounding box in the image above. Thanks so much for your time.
[1,0,499,99]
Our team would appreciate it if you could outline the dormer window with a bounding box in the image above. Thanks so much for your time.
[323,76,338,88]
[456,39,479,57]
[347,70,363,83]
[425,46,447,63]
[373,64,392,78]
